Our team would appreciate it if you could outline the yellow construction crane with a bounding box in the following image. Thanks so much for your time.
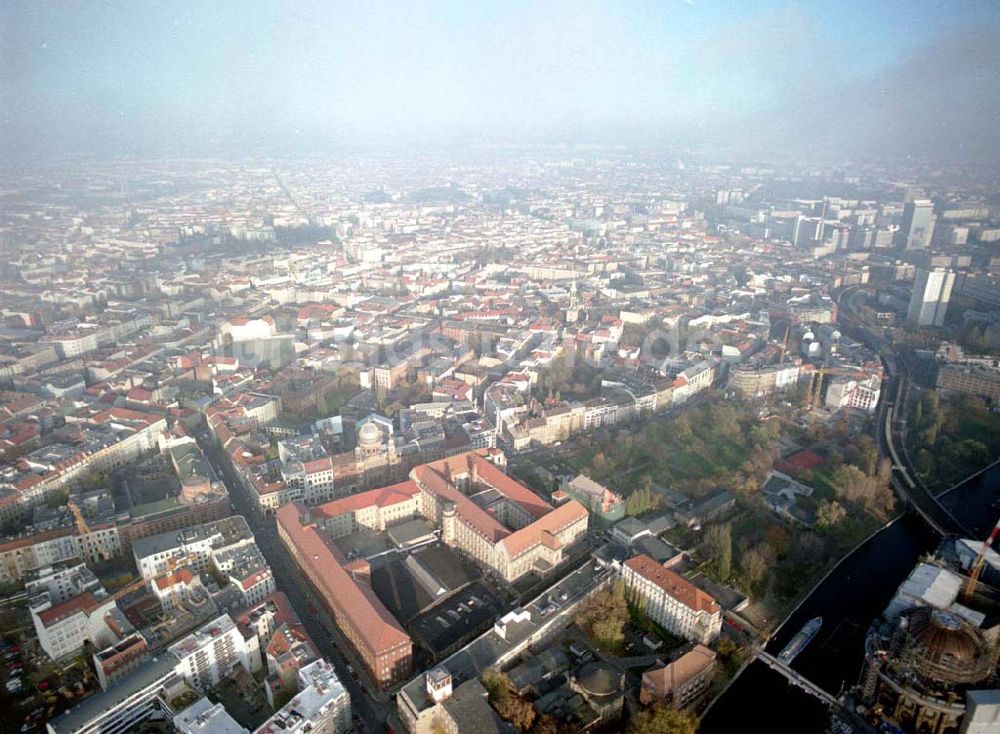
[67,499,112,565]
[68,498,150,603]
[963,516,1000,602]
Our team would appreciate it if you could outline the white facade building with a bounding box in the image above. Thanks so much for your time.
[169,614,253,692]
[31,591,123,661]
[133,516,253,580]
[255,659,352,734]
[825,373,882,414]
[908,268,955,327]
[622,554,722,645]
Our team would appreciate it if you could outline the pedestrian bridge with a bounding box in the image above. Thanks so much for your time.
[755,651,841,708]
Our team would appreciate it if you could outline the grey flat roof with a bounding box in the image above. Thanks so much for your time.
[387,517,437,547]
[441,680,514,733]
[48,654,177,734]
[400,556,605,714]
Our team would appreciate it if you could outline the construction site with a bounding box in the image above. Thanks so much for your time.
[857,518,1000,734]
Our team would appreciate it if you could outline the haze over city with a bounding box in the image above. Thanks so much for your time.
[4,0,1000,161]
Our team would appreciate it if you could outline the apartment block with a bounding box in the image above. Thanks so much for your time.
[622,554,722,645]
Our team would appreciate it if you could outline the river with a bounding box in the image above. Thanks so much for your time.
[701,462,1000,733]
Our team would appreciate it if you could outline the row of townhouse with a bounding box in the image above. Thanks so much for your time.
[3,407,167,507]
[40,313,155,359]
[0,523,123,586]
[0,488,230,586]
[499,376,675,452]
[728,362,803,399]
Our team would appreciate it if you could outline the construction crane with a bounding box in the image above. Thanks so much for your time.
[963,515,1000,602]
[68,498,150,602]
[67,499,113,565]
[778,322,792,362]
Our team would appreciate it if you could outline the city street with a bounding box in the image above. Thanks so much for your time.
[193,428,388,733]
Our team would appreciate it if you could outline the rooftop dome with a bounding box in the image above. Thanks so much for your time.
[910,610,980,661]
[898,607,993,686]
[574,662,620,698]
[358,420,381,446]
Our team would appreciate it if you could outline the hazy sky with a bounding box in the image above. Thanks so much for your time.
[3,0,1000,161]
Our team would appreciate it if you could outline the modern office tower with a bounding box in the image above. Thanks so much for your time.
[795,216,824,247]
[908,268,956,326]
[897,199,937,250]
[848,225,876,250]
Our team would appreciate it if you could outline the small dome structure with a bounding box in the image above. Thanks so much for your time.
[573,662,621,699]
[358,421,381,448]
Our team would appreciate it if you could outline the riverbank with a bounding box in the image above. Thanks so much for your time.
[701,461,1000,732]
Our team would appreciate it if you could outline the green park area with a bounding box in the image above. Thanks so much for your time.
[565,401,763,497]
[543,395,895,623]
[907,390,1000,493]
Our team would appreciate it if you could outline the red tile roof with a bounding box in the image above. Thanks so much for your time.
[276,503,410,657]
[155,568,194,590]
[36,592,104,627]
[240,569,273,591]
[469,453,551,519]
[412,463,507,543]
[313,480,420,519]
[303,457,333,474]
[642,644,716,698]
[499,500,587,559]
[625,554,720,615]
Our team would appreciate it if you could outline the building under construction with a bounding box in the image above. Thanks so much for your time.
[858,535,1000,734]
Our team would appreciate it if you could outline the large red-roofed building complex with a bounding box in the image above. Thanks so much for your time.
[277,502,414,691]
[277,450,589,688]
